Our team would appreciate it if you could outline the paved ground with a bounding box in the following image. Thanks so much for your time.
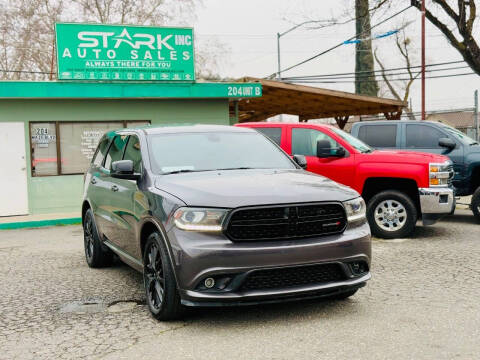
[1,209,479,360]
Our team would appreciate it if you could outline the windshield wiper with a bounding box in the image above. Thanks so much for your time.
[469,142,479,146]
[214,167,255,171]
[362,149,373,153]
[163,169,204,175]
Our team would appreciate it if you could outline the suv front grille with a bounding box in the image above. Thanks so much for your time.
[225,203,347,241]
[240,263,346,291]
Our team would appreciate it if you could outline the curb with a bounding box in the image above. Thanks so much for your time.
[0,217,82,230]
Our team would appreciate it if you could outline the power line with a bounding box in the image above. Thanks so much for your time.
[282,60,466,80]
[0,69,52,75]
[288,65,470,81]
[289,71,477,84]
[266,5,413,79]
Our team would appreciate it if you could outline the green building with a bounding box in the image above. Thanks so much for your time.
[0,81,261,217]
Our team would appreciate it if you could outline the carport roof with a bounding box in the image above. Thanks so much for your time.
[231,77,405,122]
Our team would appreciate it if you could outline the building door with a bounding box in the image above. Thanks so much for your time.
[0,122,28,216]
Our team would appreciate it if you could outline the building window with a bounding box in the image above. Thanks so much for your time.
[30,120,149,176]
[31,123,58,176]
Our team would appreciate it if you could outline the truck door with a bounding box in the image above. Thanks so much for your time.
[289,127,355,188]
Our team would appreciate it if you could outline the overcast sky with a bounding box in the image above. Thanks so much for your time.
[193,0,479,113]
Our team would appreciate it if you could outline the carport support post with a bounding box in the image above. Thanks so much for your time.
[475,90,478,141]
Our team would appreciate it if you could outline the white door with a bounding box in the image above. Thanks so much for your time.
[0,123,28,216]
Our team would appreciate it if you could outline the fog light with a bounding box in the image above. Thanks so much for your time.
[204,277,215,288]
[349,261,368,275]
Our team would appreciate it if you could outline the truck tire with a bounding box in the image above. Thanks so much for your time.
[472,187,480,222]
[367,190,418,239]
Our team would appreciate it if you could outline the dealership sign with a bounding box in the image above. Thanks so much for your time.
[55,23,195,81]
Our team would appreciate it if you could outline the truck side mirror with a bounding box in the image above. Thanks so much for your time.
[439,137,456,150]
[293,155,307,169]
[316,139,332,158]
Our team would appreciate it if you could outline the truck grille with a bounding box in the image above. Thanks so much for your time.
[447,164,454,187]
[225,203,347,241]
[240,263,346,291]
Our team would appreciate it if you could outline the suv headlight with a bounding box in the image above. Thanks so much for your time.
[429,161,452,187]
[343,197,366,223]
[173,207,228,232]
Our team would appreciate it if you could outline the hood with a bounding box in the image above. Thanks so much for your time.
[154,169,359,208]
[366,149,450,164]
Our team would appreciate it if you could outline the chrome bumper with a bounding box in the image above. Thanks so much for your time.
[419,187,455,225]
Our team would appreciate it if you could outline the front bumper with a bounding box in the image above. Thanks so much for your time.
[419,187,455,225]
[166,222,371,307]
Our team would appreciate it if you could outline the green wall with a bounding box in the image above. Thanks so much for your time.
[0,98,229,214]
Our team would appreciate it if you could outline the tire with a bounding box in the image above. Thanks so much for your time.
[143,232,184,321]
[328,289,358,300]
[367,190,418,239]
[472,187,480,222]
[83,208,113,268]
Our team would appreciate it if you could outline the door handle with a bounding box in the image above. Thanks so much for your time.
[90,177,97,184]
[111,185,119,192]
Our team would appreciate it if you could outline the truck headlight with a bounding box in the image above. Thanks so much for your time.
[343,197,366,223]
[429,161,452,187]
[173,207,228,232]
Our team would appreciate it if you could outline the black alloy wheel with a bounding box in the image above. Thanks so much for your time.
[83,208,112,268]
[143,233,183,320]
[144,241,165,313]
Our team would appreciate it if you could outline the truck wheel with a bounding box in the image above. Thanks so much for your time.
[367,190,417,239]
[83,208,113,268]
[472,187,480,222]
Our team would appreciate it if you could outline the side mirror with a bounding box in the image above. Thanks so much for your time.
[317,139,346,158]
[111,160,141,180]
[293,154,307,169]
[316,139,332,158]
[439,137,456,150]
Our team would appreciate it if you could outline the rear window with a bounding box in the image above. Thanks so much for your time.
[255,127,282,145]
[357,124,397,148]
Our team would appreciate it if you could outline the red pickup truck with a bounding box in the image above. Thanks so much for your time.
[237,122,455,239]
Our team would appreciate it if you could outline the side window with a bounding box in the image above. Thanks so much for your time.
[123,136,143,173]
[406,125,445,148]
[291,128,339,156]
[103,135,128,170]
[358,125,397,148]
[92,137,110,166]
[255,127,282,146]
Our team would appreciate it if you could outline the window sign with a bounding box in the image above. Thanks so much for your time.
[56,23,195,81]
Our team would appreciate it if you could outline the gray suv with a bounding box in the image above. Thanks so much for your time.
[82,125,371,320]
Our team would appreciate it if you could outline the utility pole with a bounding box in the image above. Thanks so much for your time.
[277,33,281,79]
[276,20,329,79]
[421,0,426,120]
[475,90,479,141]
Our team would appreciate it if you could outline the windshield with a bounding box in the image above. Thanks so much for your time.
[439,124,478,145]
[330,127,373,153]
[148,131,297,174]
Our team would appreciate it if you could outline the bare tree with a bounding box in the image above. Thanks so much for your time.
[355,0,379,96]
[374,30,419,119]
[0,0,225,80]
[409,1,479,76]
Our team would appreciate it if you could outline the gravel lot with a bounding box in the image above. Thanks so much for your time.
[1,209,479,360]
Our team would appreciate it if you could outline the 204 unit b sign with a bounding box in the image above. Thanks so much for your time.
[56,23,195,81]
